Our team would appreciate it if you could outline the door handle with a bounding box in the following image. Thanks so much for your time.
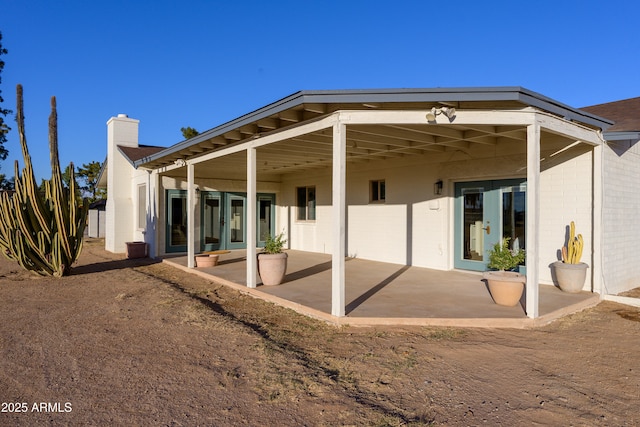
[483,225,491,234]
[221,217,225,226]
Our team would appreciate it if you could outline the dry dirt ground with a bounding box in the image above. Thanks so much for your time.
[1,238,639,426]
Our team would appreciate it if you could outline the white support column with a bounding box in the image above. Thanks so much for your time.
[592,143,603,296]
[246,146,257,288]
[526,123,541,318]
[332,122,347,317]
[187,163,196,268]
[152,170,160,258]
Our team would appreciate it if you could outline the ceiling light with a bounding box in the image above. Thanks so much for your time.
[426,107,438,121]
[441,107,456,119]
[426,107,456,122]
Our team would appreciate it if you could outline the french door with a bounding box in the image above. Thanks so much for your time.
[166,190,188,253]
[454,179,526,271]
[201,192,275,251]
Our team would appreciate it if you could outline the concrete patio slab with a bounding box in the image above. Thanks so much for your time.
[163,250,600,328]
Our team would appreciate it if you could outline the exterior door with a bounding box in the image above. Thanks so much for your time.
[166,190,187,253]
[454,179,526,271]
[201,191,223,251]
[257,194,276,247]
[200,192,275,251]
[225,193,247,250]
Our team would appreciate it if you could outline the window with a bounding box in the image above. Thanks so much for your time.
[137,184,146,229]
[296,186,316,221]
[370,180,385,203]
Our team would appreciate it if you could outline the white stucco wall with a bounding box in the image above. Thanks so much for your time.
[600,138,640,295]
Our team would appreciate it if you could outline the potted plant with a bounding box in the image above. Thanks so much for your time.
[483,237,526,306]
[257,232,288,286]
[552,221,588,293]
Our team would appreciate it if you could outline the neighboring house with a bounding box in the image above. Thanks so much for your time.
[96,87,640,319]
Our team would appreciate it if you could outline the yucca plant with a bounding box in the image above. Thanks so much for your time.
[0,85,88,276]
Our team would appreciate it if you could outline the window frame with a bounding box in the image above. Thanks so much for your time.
[137,183,147,230]
[369,179,386,203]
[296,185,316,222]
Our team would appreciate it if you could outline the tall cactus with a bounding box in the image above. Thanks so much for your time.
[0,85,87,276]
[561,221,584,264]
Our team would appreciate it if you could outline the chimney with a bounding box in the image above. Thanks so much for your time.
[105,114,140,253]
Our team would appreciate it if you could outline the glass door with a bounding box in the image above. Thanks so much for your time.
[199,191,276,251]
[257,194,276,247]
[201,191,223,251]
[226,193,246,249]
[166,190,187,253]
[454,179,526,271]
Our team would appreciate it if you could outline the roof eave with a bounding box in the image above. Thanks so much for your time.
[135,87,614,169]
[604,131,640,141]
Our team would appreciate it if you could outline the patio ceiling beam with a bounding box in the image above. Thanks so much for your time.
[288,134,422,156]
[257,118,278,130]
[259,147,332,161]
[279,109,302,123]
[184,115,338,166]
[223,130,243,141]
[459,130,498,145]
[304,103,327,114]
[347,127,436,146]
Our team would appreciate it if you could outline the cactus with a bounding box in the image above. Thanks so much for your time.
[561,221,584,264]
[0,85,87,276]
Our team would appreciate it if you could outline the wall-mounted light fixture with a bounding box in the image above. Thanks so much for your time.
[174,158,186,167]
[426,107,456,122]
[434,179,443,195]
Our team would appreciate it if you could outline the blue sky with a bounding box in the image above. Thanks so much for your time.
[1,0,639,180]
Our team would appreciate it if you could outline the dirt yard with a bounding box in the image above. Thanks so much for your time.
[1,238,639,426]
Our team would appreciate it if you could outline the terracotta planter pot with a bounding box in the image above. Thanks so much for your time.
[195,254,219,268]
[483,271,526,307]
[257,252,288,286]
[552,261,588,293]
[126,241,147,259]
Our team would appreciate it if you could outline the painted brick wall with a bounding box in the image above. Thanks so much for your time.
[601,139,640,294]
[538,150,593,289]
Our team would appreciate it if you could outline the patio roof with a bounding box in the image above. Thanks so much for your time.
[163,250,600,328]
[134,87,614,174]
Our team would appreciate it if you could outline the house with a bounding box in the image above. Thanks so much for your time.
[96,87,640,319]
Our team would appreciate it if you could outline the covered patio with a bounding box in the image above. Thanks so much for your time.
[163,250,599,328]
[119,88,613,323]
